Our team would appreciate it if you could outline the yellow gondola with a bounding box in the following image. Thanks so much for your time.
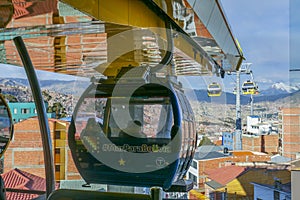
[207,82,222,97]
[242,80,259,95]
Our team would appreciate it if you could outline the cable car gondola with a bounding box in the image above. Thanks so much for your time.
[68,72,197,191]
[242,80,259,95]
[207,82,222,97]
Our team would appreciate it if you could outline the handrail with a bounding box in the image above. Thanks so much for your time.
[13,36,55,198]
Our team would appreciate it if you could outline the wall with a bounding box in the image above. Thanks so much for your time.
[242,134,279,154]
[253,184,274,200]
[4,117,81,180]
[194,152,271,189]
[279,107,300,159]
[221,168,290,199]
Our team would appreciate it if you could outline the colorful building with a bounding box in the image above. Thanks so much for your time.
[252,181,291,200]
[204,165,291,199]
[278,107,300,159]
[222,132,234,151]
[187,146,272,193]
[8,102,54,123]
[4,117,80,181]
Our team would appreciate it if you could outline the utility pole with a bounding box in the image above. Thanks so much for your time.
[250,94,254,116]
[229,63,257,150]
[235,70,242,150]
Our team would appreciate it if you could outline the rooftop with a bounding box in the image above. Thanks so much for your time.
[2,168,59,200]
[251,182,291,194]
[204,165,248,185]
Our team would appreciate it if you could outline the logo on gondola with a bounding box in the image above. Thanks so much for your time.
[155,157,166,167]
[102,143,171,153]
[118,158,126,166]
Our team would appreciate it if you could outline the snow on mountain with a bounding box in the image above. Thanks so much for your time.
[0,78,27,87]
[270,82,300,93]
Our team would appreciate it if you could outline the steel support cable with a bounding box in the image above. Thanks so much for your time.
[13,36,55,198]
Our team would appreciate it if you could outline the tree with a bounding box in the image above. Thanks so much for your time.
[199,136,214,146]
[48,102,67,119]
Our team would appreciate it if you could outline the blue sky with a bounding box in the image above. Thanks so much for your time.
[220,0,290,85]
[184,0,291,91]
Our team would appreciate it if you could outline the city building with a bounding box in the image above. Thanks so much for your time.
[246,115,261,134]
[4,117,80,181]
[204,165,291,199]
[292,168,300,199]
[221,115,279,154]
[222,130,279,154]
[222,132,234,151]
[245,115,278,135]
[8,102,54,123]
[242,134,279,154]
[252,181,291,200]
[278,107,300,159]
[242,115,279,154]
[186,145,272,195]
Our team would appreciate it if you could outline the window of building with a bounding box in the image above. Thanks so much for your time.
[55,165,60,172]
[21,108,30,114]
[189,172,197,186]
[55,148,60,154]
[274,191,280,200]
[13,108,17,114]
[191,160,197,169]
[55,131,61,139]
[54,148,61,163]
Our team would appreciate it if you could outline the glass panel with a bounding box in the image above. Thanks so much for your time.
[0,95,13,156]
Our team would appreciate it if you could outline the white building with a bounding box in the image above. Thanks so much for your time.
[246,115,278,135]
[252,181,291,200]
[247,115,261,134]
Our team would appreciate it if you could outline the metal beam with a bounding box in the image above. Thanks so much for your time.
[60,0,218,74]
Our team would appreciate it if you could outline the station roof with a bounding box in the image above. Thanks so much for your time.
[0,0,244,78]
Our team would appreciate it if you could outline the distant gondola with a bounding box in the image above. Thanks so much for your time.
[207,82,222,97]
[242,80,259,95]
[68,71,197,191]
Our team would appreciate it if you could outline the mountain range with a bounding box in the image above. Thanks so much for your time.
[0,78,299,105]
[0,78,89,96]
[189,81,300,105]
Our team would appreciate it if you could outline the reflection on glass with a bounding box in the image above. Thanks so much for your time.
[0,95,12,155]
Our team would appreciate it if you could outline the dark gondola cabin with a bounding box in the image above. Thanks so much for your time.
[68,76,197,191]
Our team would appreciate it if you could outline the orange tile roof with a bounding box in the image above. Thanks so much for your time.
[2,168,58,200]
[204,165,248,185]
[12,0,57,19]
[12,0,33,19]
[214,140,222,146]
